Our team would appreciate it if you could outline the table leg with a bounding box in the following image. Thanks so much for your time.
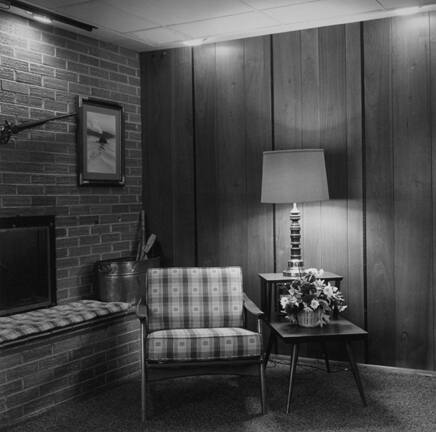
[345,341,367,406]
[260,280,267,319]
[264,332,274,368]
[320,341,330,373]
[286,344,299,414]
[267,282,273,321]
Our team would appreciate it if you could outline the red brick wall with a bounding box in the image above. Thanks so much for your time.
[0,313,140,427]
[0,11,142,302]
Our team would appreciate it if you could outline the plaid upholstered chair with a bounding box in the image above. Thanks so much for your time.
[136,266,266,421]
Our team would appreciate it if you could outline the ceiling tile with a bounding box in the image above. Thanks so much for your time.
[171,11,280,38]
[265,0,383,23]
[242,0,315,9]
[103,0,253,25]
[129,27,188,45]
[14,0,436,52]
[376,0,420,8]
[60,1,157,32]
[90,27,152,50]
[25,0,86,7]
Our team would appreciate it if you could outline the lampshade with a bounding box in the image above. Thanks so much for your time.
[261,149,329,204]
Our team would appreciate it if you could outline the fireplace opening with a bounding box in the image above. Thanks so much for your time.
[0,215,56,316]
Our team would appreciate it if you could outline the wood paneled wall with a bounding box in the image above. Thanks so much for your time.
[141,13,436,370]
[364,15,434,369]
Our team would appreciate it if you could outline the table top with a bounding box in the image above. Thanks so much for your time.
[259,271,343,282]
[268,317,367,343]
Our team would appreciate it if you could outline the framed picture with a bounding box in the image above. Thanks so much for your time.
[77,96,125,186]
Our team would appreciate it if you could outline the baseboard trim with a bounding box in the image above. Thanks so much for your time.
[270,354,436,377]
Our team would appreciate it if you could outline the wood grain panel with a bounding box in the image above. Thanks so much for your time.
[391,15,432,369]
[318,26,348,277]
[194,41,246,268]
[194,38,273,303]
[345,23,364,331]
[192,44,217,267]
[431,11,436,371]
[364,18,396,366]
[272,31,302,273]
[300,28,322,270]
[365,15,434,369]
[141,49,195,266]
[243,36,274,304]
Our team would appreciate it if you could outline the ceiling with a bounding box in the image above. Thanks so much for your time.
[6,0,436,51]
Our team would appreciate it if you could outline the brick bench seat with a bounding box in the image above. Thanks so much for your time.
[0,300,131,346]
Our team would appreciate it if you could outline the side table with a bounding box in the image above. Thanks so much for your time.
[267,317,368,414]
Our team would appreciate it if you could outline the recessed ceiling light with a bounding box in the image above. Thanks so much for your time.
[183,39,205,47]
[394,7,421,16]
[33,14,52,24]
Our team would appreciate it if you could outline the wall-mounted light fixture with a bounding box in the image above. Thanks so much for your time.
[0,113,77,146]
[0,0,97,32]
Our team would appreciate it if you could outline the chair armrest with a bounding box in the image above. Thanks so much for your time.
[243,293,264,319]
[136,298,148,322]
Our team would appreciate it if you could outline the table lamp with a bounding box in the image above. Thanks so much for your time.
[261,149,329,276]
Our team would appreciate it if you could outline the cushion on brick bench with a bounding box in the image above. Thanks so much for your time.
[0,300,130,344]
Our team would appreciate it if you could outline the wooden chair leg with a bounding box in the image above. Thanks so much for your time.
[259,359,267,414]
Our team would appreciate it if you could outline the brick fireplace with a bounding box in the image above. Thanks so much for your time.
[0,11,143,427]
[0,11,142,303]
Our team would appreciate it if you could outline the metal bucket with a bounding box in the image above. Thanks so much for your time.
[95,256,160,304]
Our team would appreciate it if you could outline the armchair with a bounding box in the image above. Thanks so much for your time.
[136,266,266,422]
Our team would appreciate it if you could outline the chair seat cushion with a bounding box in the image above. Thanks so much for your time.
[147,327,262,362]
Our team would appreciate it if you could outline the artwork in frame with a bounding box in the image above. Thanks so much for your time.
[77,96,125,186]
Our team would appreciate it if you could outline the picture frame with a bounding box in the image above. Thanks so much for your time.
[77,96,125,186]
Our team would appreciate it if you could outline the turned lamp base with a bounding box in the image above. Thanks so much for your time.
[283,203,305,277]
[283,259,305,277]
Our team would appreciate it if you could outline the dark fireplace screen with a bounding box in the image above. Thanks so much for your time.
[0,215,56,316]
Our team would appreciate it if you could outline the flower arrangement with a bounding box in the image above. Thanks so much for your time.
[280,268,347,327]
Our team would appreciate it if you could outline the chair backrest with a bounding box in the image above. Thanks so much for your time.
[146,267,244,332]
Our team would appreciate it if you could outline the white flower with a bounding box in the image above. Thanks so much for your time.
[280,296,290,308]
[323,283,334,298]
[310,299,319,310]
[305,268,325,277]
[314,279,325,289]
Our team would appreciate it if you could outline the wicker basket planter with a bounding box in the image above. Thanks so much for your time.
[296,308,323,328]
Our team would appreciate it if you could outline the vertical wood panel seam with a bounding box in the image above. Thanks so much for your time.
[389,19,396,309]
[344,24,350,292]
[243,40,249,274]
[360,22,369,363]
[270,34,277,273]
[429,12,435,369]
[191,47,199,266]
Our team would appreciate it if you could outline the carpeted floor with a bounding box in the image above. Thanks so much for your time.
[6,360,436,432]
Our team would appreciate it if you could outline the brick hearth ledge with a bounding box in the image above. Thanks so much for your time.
[0,300,130,346]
